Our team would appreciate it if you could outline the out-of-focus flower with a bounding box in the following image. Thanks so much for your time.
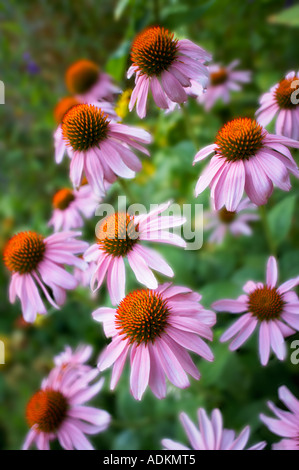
[93,283,216,400]
[23,52,40,75]
[162,408,266,450]
[54,96,81,125]
[55,103,151,196]
[127,26,211,118]
[204,197,259,244]
[190,60,251,110]
[23,362,110,450]
[74,260,97,293]
[3,230,88,323]
[54,344,93,376]
[260,385,299,450]
[84,201,186,305]
[114,89,132,120]
[256,71,299,141]
[48,185,100,232]
[212,256,299,366]
[65,59,120,103]
[193,117,299,210]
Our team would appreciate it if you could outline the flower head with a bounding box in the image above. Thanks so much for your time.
[192,60,251,110]
[93,283,215,400]
[128,26,211,118]
[54,103,151,196]
[4,230,88,323]
[84,201,186,305]
[162,408,266,450]
[256,71,299,140]
[65,59,120,102]
[204,197,259,244]
[260,385,299,450]
[23,359,110,450]
[49,184,100,232]
[193,117,299,210]
[212,256,299,366]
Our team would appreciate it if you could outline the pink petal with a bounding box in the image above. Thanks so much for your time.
[259,321,271,366]
[150,76,169,109]
[212,299,248,313]
[98,336,129,371]
[148,343,167,399]
[244,157,273,205]
[127,250,158,289]
[154,337,190,389]
[220,313,252,343]
[229,317,258,350]
[133,244,174,277]
[161,70,188,103]
[130,344,150,400]
[266,256,278,288]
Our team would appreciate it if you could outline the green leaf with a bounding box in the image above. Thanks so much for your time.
[268,5,299,28]
[105,40,131,82]
[161,0,216,29]
[114,0,130,20]
[268,194,296,248]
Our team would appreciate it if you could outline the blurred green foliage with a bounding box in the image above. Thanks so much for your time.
[1,0,299,450]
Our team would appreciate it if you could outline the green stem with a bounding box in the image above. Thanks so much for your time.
[181,103,199,149]
[259,205,276,256]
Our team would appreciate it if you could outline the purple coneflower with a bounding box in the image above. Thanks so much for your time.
[55,103,151,196]
[256,71,299,140]
[194,117,299,210]
[162,408,266,450]
[194,60,251,110]
[23,361,110,450]
[84,201,186,305]
[212,256,299,366]
[65,59,120,103]
[3,230,88,323]
[260,385,299,450]
[48,185,100,232]
[128,26,211,118]
[93,283,215,400]
[204,197,259,244]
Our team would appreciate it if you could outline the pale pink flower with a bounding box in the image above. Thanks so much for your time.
[93,283,216,400]
[54,103,151,197]
[128,26,211,118]
[212,256,299,366]
[48,185,100,232]
[3,230,88,323]
[256,71,299,140]
[194,117,299,210]
[84,201,186,305]
[74,260,97,289]
[23,362,110,450]
[204,197,259,244]
[54,344,93,374]
[260,385,299,450]
[65,59,120,103]
[192,60,251,111]
[54,100,118,165]
[162,408,266,450]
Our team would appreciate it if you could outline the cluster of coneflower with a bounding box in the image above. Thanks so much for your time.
[3,26,299,450]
